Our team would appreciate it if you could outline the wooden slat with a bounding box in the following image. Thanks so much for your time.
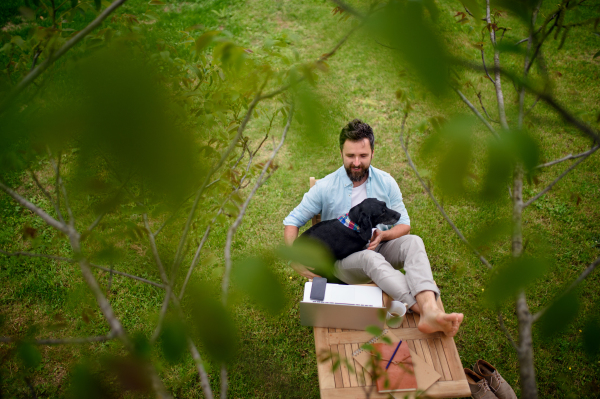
[418,339,435,369]
[338,343,351,388]
[401,314,410,328]
[328,329,441,345]
[330,345,344,388]
[314,327,336,389]
[406,313,416,327]
[321,380,470,399]
[413,312,421,326]
[427,338,444,381]
[346,344,359,387]
[351,343,366,387]
[440,335,466,381]
[422,380,470,398]
[406,339,416,353]
[434,338,453,381]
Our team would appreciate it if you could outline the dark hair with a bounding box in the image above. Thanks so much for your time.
[339,119,374,151]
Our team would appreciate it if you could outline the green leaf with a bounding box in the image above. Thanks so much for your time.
[196,31,220,53]
[232,256,286,315]
[538,291,579,338]
[93,0,101,11]
[593,50,600,60]
[582,315,600,358]
[484,257,548,306]
[160,318,188,363]
[185,281,238,363]
[17,342,41,370]
[365,325,383,337]
[276,239,335,280]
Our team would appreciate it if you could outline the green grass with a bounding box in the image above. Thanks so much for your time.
[1,0,600,398]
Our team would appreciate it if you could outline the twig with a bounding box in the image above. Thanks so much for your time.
[523,145,599,207]
[476,91,499,123]
[454,89,499,139]
[0,249,164,288]
[524,96,540,117]
[497,311,518,352]
[532,256,600,323]
[87,213,105,232]
[535,145,600,168]
[28,169,64,224]
[398,113,493,269]
[480,47,494,84]
[486,0,508,129]
[188,338,215,399]
[0,332,116,345]
[47,148,74,227]
[0,0,129,113]
[0,181,69,234]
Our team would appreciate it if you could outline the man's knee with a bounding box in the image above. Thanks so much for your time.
[360,251,388,274]
[405,235,425,250]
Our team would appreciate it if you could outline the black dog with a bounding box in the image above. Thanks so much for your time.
[296,198,401,261]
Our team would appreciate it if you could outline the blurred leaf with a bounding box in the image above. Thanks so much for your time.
[593,50,600,60]
[469,219,512,250]
[186,281,238,363]
[160,318,188,363]
[232,256,286,315]
[67,364,110,399]
[17,342,41,370]
[365,325,383,337]
[492,0,538,22]
[582,315,600,358]
[368,0,449,95]
[291,81,326,146]
[196,31,219,53]
[131,332,151,360]
[481,136,512,200]
[18,6,35,20]
[538,291,579,338]
[276,239,335,280]
[109,356,152,393]
[484,257,548,306]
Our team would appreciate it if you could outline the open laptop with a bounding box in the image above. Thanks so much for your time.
[300,282,386,330]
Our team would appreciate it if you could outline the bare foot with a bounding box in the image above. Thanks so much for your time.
[417,309,464,337]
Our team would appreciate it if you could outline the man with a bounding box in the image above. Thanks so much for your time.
[283,119,463,337]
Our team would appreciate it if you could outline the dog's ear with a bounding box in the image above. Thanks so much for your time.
[356,211,373,242]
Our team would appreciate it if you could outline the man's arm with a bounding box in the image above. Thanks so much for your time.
[367,224,410,250]
[284,225,321,279]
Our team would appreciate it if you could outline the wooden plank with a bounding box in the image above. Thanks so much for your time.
[406,339,416,353]
[351,343,366,387]
[419,338,435,369]
[427,338,444,381]
[314,327,336,389]
[328,329,441,345]
[423,380,470,398]
[401,314,410,328]
[434,338,453,381]
[411,338,425,365]
[413,312,421,326]
[321,381,470,399]
[406,313,416,328]
[330,345,344,388]
[338,342,351,388]
[440,335,466,382]
[346,344,359,387]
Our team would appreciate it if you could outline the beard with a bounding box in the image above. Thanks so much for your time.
[345,164,369,182]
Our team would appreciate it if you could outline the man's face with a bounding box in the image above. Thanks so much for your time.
[341,138,373,183]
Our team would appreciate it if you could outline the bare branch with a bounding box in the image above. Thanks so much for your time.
[188,338,215,399]
[0,181,69,234]
[0,0,129,113]
[536,145,600,168]
[222,103,295,307]
[497,311,518,352]
[480,47,494,84]
[28,169,64,224]
[398,113,493,269]
[179,223,213,300]
[523,145,599,207]
[518,0,543,129]
[0,333,116,345]
[476,91,499,124]
[486,0,508,129]
[533,256,600,323]
[220,365,228,399]
[524,96,540,117]
[87,213,105,233]
[47,149,74,227]
[454,89,499,139]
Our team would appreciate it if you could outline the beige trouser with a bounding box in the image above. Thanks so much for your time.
[333,235,440,310]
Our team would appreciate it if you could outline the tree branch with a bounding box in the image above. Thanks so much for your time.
[48,148,74,227]
[454,89,499,139]
[0,0,129,113]
[532,256,600,323]
[28,169,64,224]
[398,113,493,269]
[0,181,69,234]
[480,47,494,84]
[486,0,508,129]
[523,145,599,207]
[476,91,499,124]
[536,145,600,168]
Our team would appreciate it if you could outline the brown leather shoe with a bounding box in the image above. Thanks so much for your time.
[474,359,517,399]
[464,368,497,399]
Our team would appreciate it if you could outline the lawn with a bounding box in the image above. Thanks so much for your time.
[0,0,599,398]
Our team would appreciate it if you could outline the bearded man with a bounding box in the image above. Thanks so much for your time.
[283,119,463,337]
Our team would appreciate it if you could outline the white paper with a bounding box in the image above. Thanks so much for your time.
[303,282,382,307]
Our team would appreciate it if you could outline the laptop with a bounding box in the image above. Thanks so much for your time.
[300,282,386,330]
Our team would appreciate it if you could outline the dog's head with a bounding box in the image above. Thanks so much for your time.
[348,198,401,241]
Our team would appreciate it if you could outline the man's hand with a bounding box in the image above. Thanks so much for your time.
[291,262,321,279]
[368,229,383,250]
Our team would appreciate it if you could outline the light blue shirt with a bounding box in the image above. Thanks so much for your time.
[283,165,410,229]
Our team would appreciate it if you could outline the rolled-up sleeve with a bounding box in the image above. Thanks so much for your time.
[388,179,410,227]
[283,182,323,227]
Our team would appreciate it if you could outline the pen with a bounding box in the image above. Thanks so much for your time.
[385,340,402,370]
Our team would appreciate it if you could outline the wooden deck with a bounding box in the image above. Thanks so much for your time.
[313,297,470,399]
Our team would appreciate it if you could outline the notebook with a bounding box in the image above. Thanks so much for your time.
[373,341,417,393]
[353,329,441,393]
